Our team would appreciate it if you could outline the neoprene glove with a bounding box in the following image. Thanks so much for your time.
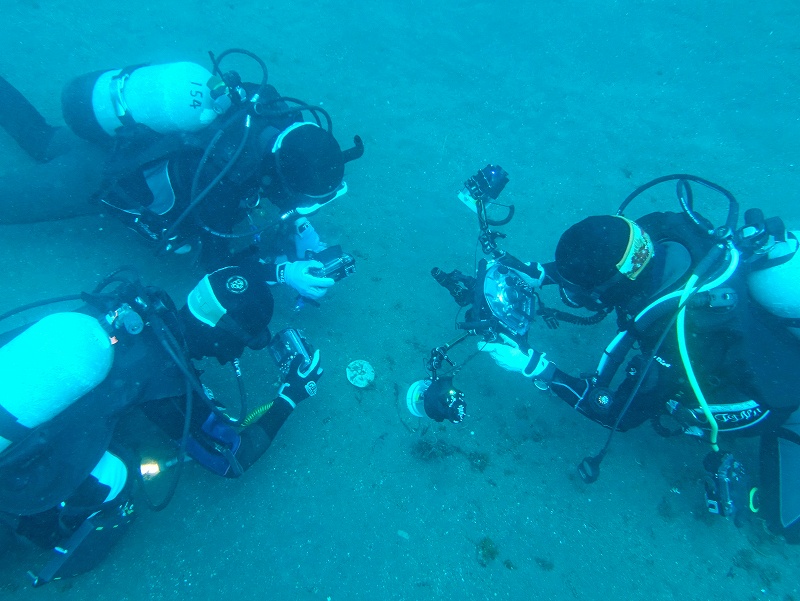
[480,333,550,378]
[278,350,324,407]
[276,260,335,300]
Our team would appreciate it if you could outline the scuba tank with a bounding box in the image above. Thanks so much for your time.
[746,229,800,340]
[0,312,115,453]
[61,62,218,143]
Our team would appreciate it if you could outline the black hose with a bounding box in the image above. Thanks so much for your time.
[0,295,83,325]
[676,179,716,235]
[91,265,141,293]
[196,219,274,240]
[189,130,225,203]
[579,243,728,482]
[616,173,739,239]
[160,116,251,247]
[136,380,192,512]
[208,48,269,100]
[485,202,515,227]
[538,306,608,327]
[257,97,333,131]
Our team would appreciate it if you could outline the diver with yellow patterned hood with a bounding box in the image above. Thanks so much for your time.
[471,174,800,542]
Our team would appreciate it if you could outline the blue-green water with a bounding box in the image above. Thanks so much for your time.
[1,1,799,599]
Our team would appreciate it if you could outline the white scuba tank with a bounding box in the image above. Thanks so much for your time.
[62,62,218,142]
[748,231,800,340]
[0,312,115,453]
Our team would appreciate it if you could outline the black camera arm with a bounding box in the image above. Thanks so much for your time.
[426,332,471,379]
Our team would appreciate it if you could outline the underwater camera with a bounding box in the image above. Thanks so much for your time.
[269,328,313,374]
[309,245,356,282]
[406,165,541,423]
[434,165,541,341]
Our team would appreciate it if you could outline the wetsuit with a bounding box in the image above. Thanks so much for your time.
[0,75,304,267]
[534,211,800,539]
[535,211,800,432]
[95,83,302,267]
[0,288,299,583]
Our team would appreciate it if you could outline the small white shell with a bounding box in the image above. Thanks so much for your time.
[346,360,375,388]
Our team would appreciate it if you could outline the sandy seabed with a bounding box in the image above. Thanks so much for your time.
[1,1,799,599]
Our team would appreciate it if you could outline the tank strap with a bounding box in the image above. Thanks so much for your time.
[750,246,798,272]
[109,64,148,128]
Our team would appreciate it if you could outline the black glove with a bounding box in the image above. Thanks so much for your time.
[277,350,323,406]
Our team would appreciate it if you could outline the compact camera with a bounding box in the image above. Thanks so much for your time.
[309,245,356,282]
[269,328,313,374]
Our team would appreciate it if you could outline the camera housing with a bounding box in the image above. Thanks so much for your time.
[433,256,537,343]
[410,164,535,423]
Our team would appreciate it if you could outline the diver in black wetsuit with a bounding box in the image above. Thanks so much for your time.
[411,168,800,542]
[479,195,800,541]
[0,264,323,585]
[0,49,364,298]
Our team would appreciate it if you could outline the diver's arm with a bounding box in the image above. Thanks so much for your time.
[527,362,626,428]
[223,395,295,474]
[538,261,563,287]
[188,352,323,477]
[543,368,592,409]
[482,334,642,430]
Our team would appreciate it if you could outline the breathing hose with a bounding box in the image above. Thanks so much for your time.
[675,243,740,451]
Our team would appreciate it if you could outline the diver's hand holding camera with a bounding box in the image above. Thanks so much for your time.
[481,333,550,378]
[278,351,324,407]
[276,260,335,299]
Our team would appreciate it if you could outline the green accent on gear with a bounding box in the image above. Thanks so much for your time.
[749,487,760,513]
[241,400,274,427]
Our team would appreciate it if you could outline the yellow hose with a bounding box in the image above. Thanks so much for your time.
[241,400,274,427]
[676,274,719,451]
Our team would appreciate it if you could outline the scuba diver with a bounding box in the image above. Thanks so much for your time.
[0,48,364,299]
[0,263,323,585]
[414,167,800,542]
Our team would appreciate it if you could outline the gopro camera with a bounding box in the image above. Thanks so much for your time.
[704,452,748,519]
